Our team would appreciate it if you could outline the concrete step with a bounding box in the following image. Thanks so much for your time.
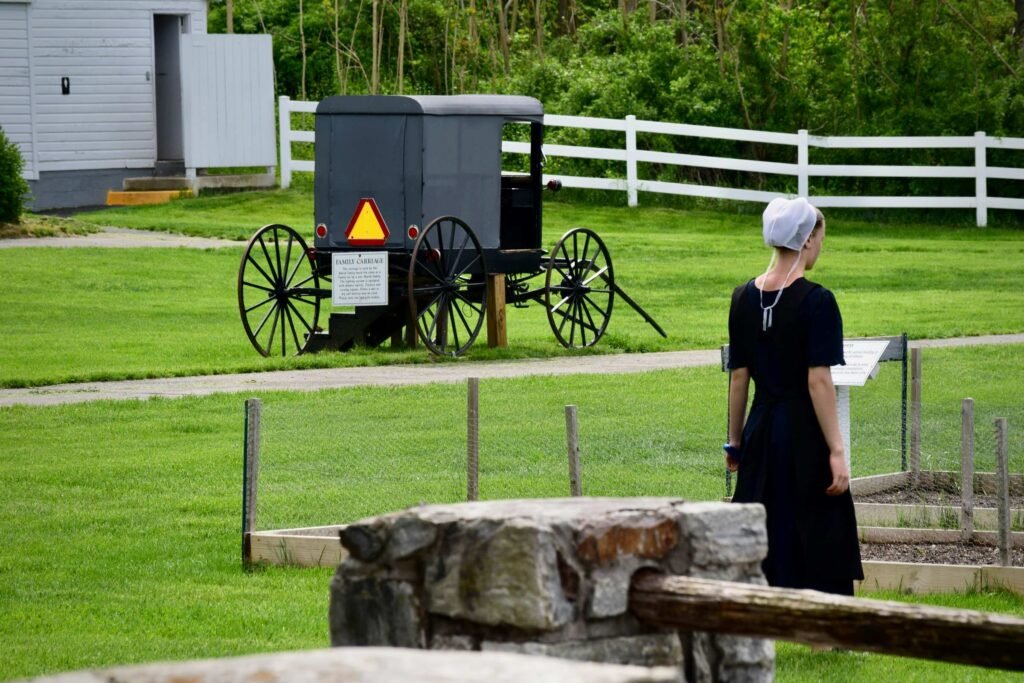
[106,189,193,206]
[123,177,193,191]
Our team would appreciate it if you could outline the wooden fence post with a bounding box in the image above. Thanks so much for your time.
[797,129,809,197]
[995,417,1011,567]
[467,378,479,502]
[976,131,988,228]
[566,405,582,496]
[485,274,507,348]
[242,398,262,568]
[279,96,291,190]
[910,347,922,487]
[625,115,638,207]
[961,398,975,543]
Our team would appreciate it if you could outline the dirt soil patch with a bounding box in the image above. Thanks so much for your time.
[861,541,1023,566]
[857,485,1024,509]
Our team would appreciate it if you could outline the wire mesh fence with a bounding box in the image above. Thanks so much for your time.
[237,345,1024,535]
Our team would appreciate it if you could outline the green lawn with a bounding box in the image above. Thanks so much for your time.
[3,191,1023,388]
[1,346,1023,681]
[4,192,1023,681]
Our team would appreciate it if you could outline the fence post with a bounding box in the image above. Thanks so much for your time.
[995,417,1010,567]
[625,115,638,208]
[797,129,809,198]
[910,347,922,487]
[242,397,262,568]
[975,131,988,228]
[467,378,480,502]
[960,398,974,543]
[565,405,582,496]
[279,96,292,190]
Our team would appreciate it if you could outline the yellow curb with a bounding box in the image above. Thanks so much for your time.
[106,189,193,206]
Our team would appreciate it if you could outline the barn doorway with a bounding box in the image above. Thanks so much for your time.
[154,14,188,163]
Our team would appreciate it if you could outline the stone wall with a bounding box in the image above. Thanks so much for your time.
[329,498,774,682]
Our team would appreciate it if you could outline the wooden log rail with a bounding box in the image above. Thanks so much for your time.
[630,573,1024,671]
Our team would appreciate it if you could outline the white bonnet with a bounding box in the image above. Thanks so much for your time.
[762,197,818,251]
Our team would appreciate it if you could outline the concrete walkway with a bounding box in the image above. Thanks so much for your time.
[0,227,242,249]
[2,334,1022,409]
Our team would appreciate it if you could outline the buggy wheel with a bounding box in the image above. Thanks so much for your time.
[545,227,615,348]
[238,223,321,357]
[407,216,486,357]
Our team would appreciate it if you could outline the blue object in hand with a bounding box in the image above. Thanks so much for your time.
[723,443,742,462]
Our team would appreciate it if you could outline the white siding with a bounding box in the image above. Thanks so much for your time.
[0,2,35,179]
[29,0,206,172]
[180,34,275,169]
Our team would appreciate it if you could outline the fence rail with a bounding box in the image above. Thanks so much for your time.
[278,96,1024,226]
[629,572,1024,671]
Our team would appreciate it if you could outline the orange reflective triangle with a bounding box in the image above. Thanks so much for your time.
[345,198,390,246]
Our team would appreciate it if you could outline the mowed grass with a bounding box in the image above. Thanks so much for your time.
[3,190,1023,387]
[1,346,1023,681]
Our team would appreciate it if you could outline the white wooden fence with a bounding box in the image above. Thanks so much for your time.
[279,96,1024,227]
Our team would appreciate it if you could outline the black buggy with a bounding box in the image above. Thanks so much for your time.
[238,95,664,357]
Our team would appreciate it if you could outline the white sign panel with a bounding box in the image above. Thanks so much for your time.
[831,340,890,387]
[332,252,389,307]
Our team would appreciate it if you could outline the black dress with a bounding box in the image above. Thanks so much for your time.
[728,277,863,595]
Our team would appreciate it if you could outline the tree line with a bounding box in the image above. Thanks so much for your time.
[210,1,1024,195]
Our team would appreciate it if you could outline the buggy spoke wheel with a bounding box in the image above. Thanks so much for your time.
[408,216,486,356]
[238,224,321,357]
[545,227,614,348]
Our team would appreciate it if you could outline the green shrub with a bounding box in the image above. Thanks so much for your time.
[0,126,30,223]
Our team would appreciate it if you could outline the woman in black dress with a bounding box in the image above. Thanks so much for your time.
[725,197,863,595]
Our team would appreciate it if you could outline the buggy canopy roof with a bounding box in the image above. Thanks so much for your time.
[316,95,544,121]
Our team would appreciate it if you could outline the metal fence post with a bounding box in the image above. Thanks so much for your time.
[242,398,262,568]
[279,96,292,189]
[625,115,638,207]
[797,129,809,197]
[976,131,988,228]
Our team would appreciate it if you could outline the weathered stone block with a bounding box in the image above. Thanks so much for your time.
[388,515,437,559]
[426,520,574,630]
[339,523,386,562]
[19,648,681,683]
[482,633,683,668]
[577,513,680,566]
[329,575,425,648]
[588,556,657,619]
[430,634,477,651]
[677,503,767,569]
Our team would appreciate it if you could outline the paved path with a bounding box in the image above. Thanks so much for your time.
[2,334,1022,409]
[0,227,242,249]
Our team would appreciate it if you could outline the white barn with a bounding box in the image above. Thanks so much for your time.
[0,0,276,210]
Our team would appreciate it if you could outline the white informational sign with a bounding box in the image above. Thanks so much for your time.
[332,252,389,307]
[831,339,890,387]
[831,339,891,473]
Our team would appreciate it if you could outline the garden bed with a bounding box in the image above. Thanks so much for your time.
[851,471,1024,594]
[851,470,1024,530]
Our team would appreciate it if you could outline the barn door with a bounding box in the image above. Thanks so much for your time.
[179,35,276,174]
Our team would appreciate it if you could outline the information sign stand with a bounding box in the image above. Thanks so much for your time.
[830,340,890,472]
